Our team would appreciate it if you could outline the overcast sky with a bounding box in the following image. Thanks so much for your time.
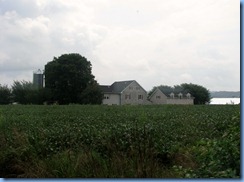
[0,0,240,91]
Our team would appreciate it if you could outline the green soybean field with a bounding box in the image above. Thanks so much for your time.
[0,104,240,178]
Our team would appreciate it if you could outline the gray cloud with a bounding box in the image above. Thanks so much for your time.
[0,0,40,17]
[0,0,240,91]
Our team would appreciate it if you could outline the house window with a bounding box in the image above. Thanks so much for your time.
[156,96,161,99]
[104,96,109,99]
[138,95,143,100]
[125,94,131,99]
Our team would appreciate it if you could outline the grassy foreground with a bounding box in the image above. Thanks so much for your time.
[0,104,240,178]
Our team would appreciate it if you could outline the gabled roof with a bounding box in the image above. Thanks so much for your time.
[100,80,134,94]
[148,87,164,99]
[99,85,113,93]
[157,87,189,96]
[149,86,193,98]
[157,87,172,96]
[100,80,148,94]
[111,80,134,93]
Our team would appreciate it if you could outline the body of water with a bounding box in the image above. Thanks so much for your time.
[210,98,240,105]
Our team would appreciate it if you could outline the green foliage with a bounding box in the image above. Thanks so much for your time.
[181,83,210,104]
[12,80,34,104]
[11,80,45,104]
[45,53,102,104]
[79,80,103,104]
[0,105,240,178]
[0,84,12,104]
[148,83,210,105]
[185,112,240,178]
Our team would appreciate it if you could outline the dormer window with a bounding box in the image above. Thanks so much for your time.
[170,92,174,99]
[178,93,183,99]
[186,93,191,99]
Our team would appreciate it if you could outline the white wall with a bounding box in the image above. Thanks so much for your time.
[166,98,194,105]
[121,81,148,105]
[102,94,120,105]
[149,88,167,104]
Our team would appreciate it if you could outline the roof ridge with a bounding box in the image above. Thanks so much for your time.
[113,80,135,83]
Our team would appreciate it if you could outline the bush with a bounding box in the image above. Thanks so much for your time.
[175,112,240,178]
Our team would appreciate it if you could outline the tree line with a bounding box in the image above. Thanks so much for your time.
[0,53,103,105]
[0,53,210,105]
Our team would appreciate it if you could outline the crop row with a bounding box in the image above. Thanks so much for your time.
[0,104,240,178]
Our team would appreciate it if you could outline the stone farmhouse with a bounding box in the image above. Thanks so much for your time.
[148,87,194,105]
[100,80,149,105]
[100,80,194,105]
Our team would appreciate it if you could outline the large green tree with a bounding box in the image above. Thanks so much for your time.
[181,83,211,104]
[0,84,12,104]
[45,53,102,104]
[79,80,103,104]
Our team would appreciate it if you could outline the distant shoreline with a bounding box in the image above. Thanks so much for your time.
[210,91,240,98]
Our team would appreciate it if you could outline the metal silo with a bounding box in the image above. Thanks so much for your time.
[33,69,44,88]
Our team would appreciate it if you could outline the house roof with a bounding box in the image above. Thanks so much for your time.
[111,80,134,93]
[100,80,135,93]
[148,87,162,99]
[99,85,113,93]
[149,86,193,99]
[157,87,189,96]
[157,87,172,96]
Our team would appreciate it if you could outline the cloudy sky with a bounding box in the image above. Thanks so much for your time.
[0,0,240,91]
